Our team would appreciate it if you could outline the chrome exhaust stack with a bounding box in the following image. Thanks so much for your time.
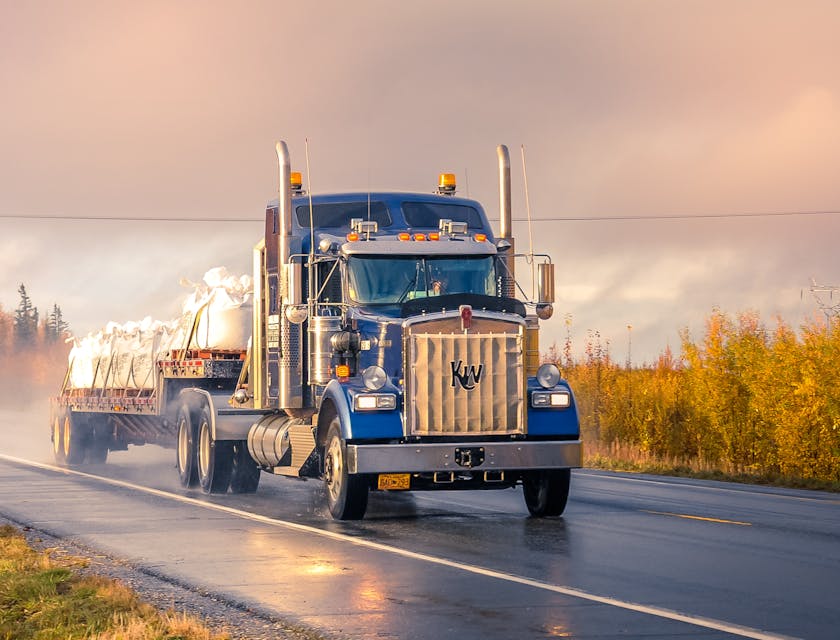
[275,142,303,410]
[497,144,516,297]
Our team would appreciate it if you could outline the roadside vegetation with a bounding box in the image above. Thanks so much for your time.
[0,285,70,404]
[548,309,840,492]
[0,524,228,640]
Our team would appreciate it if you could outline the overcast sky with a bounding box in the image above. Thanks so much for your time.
[2,1,839,364]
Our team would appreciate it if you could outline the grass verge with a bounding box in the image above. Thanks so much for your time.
[0,524,229,640]
[584,441,840,493]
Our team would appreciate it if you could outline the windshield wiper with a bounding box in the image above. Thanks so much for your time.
[397,261,424,303]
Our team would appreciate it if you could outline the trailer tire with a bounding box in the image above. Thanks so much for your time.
[323,418,368,520]
[52,411,67,466]
[62,410,87,466]
[522,469,571,517]
[176,405,199,488]
[197,407,233,494]
[228,442,260,494]
[85,415,109,464]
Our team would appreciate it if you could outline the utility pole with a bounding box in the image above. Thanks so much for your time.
[809,278,840,334]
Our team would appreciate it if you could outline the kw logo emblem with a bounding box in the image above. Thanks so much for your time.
[450,360,484,390]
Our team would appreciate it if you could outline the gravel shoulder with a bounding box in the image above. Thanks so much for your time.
[0,514,333,640]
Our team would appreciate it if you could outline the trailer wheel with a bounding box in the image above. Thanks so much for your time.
[228,442,260,494]
[197,407,233,494]
[62,410,87,466]
[52,411,67,465]
[85,415,109,464]
[522,469,571,517]
[323,418,368,520]
[176,405,199,488]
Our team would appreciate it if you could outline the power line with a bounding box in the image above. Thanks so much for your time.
[1,209,840,223]
[514,209,840,222]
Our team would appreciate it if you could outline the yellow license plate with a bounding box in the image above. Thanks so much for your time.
[378,473,410,490]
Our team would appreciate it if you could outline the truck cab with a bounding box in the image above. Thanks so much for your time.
[230,145,581,520]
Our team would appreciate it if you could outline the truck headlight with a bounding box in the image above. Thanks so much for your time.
[354,393,397,411]
[536,363,561,389]
[531,391,571,408]
[362,365,388,390]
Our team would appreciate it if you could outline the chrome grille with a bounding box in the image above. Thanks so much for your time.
[407,326,524,436]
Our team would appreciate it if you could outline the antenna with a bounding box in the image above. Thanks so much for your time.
[305,138,316,310]
[367,166,372,222]
[520,145,536,299]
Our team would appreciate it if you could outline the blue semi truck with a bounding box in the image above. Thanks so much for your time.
[51,142,581,520]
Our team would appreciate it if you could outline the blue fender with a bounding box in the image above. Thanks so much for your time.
[319,379,403,442]
[320,380,353,441]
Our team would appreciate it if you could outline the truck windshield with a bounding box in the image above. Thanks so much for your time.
[347,256,496,304]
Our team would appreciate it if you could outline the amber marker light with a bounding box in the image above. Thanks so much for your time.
[429,231,440,241]
[346,232,359,242]
[437,173,457,194]
[414,233,426,241]
[290,172,303,189]
[474,233,487,242]
[398,232,410,241]
[336,364,351,378]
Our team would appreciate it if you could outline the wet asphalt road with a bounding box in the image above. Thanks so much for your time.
[1,416,838,639]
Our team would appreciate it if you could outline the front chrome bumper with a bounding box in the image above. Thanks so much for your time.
[346,440,582,474]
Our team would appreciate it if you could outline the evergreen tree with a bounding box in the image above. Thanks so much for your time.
[14,284,39,347]
[46,303,69,343]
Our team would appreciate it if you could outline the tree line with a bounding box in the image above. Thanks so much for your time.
[547,309,840,484]
[0,284,70,400]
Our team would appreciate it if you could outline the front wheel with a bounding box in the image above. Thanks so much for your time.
[197,407,233,494]
[522,469,571,517]
[323,418,368,520]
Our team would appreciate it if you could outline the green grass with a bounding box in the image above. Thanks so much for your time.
[0,525,228,640]
[584,443,840,493]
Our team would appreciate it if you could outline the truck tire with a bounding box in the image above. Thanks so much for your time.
[176,405,199,488]
[61,410,87,466]
[52,411,67,466]
[323,418,368,520]
[197,406,233,494]
[228,442,260,494]
[85,415,109,464]
[522,469,571,517]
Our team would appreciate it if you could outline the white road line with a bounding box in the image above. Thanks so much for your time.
[578,470,840,504]
[0,453,799,640]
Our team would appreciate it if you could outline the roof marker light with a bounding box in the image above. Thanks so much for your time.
[290,172,304,194]
[429,231,440,241]
[437,173,457,195]
[346,232,359,242]
[398,232,410,241]
[414,233,427,241]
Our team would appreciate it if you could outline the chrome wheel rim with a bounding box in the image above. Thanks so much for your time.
[199,420,211,479]
[177,419,189,473]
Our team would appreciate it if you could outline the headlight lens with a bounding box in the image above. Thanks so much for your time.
[362,365,388,390]
[536,363,561,389]
[354,393,397,411]
[531,390,571,408]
